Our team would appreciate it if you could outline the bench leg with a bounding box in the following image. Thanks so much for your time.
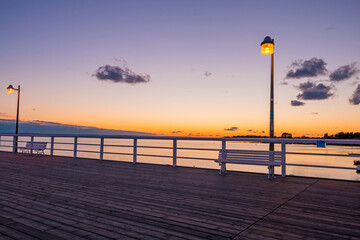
[219,163,227,174]
[268,165,275,179]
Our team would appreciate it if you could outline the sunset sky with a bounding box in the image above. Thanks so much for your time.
[1,0,359,137]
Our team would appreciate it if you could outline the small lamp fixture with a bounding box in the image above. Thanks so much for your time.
[7,85,14,94]
[261,36,274,55]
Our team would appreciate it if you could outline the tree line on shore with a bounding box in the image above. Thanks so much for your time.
[231,132,360,139]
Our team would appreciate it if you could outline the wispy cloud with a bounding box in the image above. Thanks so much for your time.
[224,127,238,131]
[0,113,16,119]
[291,100,305,106]
[349,84,360,105]
[204,71,212,77]
[297,81,334,100]
[325,25,336,31]
[329,63,359,82]
[0,113,27,121]
[94,64,150,84]
[286,58,328,79]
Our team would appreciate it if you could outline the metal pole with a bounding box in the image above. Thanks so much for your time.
[269,47,275,176]
[270,53,274,145]
[15,85,20,152]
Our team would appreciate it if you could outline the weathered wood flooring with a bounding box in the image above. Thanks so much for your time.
[0,152,359,240]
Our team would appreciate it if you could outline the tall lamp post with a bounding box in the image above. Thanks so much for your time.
[7,85,21,152]
[261,36,275,175]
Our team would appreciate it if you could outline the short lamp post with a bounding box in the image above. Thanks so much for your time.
[7,85,20,152]
[261,36,275,175]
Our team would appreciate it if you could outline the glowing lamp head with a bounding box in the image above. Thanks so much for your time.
[7,85,14,94]
[261,36,274,55]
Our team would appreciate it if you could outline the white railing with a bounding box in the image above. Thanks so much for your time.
[0,133,359,179]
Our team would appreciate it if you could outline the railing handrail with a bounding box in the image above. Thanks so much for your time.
[0,133,359,145]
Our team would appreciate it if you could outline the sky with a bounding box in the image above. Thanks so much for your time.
[0,0,359,137]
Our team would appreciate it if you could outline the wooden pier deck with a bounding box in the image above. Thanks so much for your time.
[0,152,359,240]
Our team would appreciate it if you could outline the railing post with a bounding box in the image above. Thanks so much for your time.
[173,139,177,167]
[281,142,286,177]
[220,140,227,173]
[50,136,54,156]
[73,137,78,159]
[133,138,137,164]
[100,137,104,161]
[13,136,16,153]
[30,136,34,155]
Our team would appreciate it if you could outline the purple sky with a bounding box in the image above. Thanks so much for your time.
[1,0,359,137]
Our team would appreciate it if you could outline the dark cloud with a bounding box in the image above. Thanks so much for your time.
[204,71,212,77]
[349,84,360,105]
[311,112,319,115]
[94,65,150,84]
[172,131,183,134]
[286,58,328,79]
[247,129,252,132]
[224,127,238,131]
[329,63,359,82]
[297,81,334,100]
[291,100,305,106]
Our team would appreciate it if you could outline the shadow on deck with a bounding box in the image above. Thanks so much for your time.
[0,152,359,239]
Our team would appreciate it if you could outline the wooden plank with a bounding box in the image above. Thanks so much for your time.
[0,152,359,240]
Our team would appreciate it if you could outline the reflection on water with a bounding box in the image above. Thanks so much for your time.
[1,136,359,181]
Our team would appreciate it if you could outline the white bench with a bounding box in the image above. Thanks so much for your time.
[215,149,283,178]
[19,142,47,155]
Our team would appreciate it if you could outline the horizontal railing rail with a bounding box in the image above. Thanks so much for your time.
[0,133,359,179]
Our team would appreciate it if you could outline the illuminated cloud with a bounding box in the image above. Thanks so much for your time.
[224,127,238,131]
[0,113,17,120]
[297,81,334,100]
[329,63,359,82]
[286,58,328,79]
[349,84,360,105]
[94,65,150,84]
[291,100,305,106]
[204,71,212,77]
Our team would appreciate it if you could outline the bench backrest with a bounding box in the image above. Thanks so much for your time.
[26,142,47,150]
[218,149,282,163]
